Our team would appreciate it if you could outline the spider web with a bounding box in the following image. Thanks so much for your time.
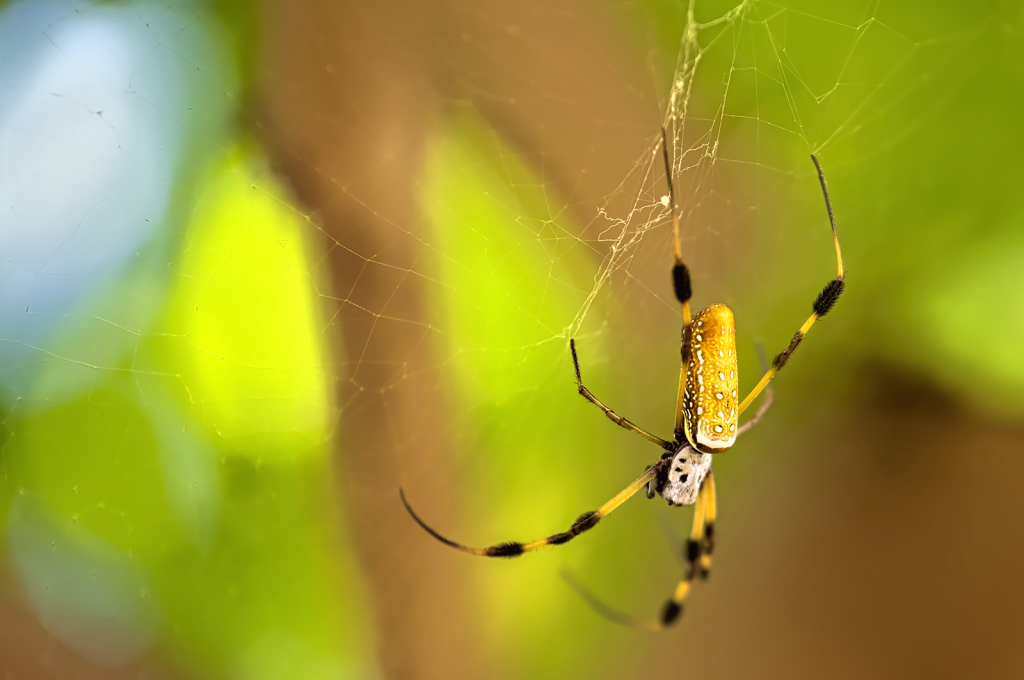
[405,4,939,676]
[2,0,1019,679]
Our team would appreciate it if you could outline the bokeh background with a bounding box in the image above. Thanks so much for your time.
[2,0,1024,678]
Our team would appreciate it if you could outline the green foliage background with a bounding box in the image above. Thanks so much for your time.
[2,0,1023,678]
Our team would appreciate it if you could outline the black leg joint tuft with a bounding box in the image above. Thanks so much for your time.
[813,278,845,317]
[661,600,683,626]
[686,539,701,563]
[672,264,692,304]
[547,532,573,545]
[573,511,601,533]
[488,542,524,557]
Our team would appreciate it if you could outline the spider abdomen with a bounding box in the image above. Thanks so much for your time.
[683,304,738,453]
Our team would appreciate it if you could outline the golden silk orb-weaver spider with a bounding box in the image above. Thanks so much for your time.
[401,129,846,629]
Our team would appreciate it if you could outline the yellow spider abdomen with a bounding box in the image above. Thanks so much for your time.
[683,304,738,453]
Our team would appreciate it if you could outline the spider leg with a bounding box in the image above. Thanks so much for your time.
[738,155,845,416]
[564,478,711,630]
[662,128,696,440]
[737,344,774,436]
[400,458,669,558]
[571,339,673,451]
[736,385,773,436]
[658,475,709,625]
[698,471,715,579]
[562,570,663,631]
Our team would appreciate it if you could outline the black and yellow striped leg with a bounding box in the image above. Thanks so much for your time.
[736,384,773,436]
[662,128,695,439]
[564,478,711,630]
[736,343,774,436]
[571,339,674,451]
[698,472,716,580]
[738,154,845,416]
[660,477,709,626]
[400,459,669,558]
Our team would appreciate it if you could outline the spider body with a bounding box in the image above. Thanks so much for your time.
[401,130,846,629]
[682,304,739,453]
[650,444,712,507]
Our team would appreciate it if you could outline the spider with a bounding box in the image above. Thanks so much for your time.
[401,129,845,629]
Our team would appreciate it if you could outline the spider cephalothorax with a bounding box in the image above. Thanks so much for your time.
[401,128,845,629]
[650,445,711,507]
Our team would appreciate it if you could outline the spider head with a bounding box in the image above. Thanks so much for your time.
[658,443,712,507]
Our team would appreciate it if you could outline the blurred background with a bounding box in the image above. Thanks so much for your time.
[2,0,1023,678]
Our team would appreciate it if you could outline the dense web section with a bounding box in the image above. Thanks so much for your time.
[573,0,915,337]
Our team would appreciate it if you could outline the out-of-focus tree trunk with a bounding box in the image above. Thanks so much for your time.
[257,0,661,677]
